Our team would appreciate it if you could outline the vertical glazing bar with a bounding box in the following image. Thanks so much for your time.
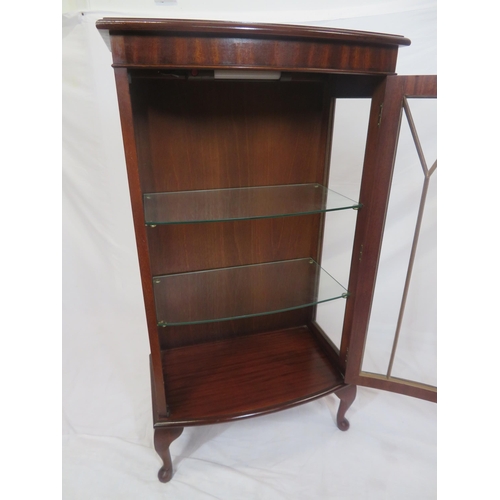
[386,95,437,377]
[386,174,430,377]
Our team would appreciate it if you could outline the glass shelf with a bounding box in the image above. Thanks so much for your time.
[144,183,360,225]
[153,258,348,326]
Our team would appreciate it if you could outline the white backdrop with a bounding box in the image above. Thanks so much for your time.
[62,2,437,498]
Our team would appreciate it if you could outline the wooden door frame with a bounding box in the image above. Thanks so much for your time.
[341,75,437,403]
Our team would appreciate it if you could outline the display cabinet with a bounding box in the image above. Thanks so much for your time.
[96,18,437,482]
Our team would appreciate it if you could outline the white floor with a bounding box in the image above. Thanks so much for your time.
[63,387,436,500]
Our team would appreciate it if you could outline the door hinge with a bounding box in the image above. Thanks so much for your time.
[359,244,364,261]
[377,103,383,127]
[344,348,349,365]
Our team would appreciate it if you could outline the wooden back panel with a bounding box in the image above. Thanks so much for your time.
[131,78,329,192]
[129,76,332,348]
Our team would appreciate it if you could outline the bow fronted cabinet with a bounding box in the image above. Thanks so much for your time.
[96,18,437,483]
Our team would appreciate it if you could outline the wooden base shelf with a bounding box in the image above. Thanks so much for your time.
[155,326,344,426]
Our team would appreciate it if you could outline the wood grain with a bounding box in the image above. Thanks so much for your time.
[110,34,400,75]
[158,326,345,425]
[113,68,168,416]
[96,19,409,75]
[131,78,328,193]
[147,216,321,275]
[96,18,411,47]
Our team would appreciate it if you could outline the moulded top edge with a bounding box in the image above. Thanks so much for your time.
[95,18,411,47]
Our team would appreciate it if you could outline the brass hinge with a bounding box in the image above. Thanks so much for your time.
[359,244,364,261]
[377,103,383,127]
[344,348,349,365]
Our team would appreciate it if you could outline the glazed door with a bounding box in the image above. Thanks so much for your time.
[341,75,437,402]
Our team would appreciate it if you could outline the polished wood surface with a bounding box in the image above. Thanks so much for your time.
[113,68,167,416]
[110,34,400,74]
[335,384,357,431]
[355,373,436,402]
[147,216,321,276]
[154,427,184,483]
[96,18,411,46]
[131,78,329,192]
[158,326,345,425]
[96,19,409,74]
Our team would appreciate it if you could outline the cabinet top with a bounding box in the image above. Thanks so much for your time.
[96,18,410,75]
[96,18,410,47]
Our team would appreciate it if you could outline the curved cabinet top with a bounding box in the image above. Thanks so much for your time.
[96,18,411,75]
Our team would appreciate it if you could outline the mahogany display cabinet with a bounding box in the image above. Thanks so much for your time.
[96,18,437,482]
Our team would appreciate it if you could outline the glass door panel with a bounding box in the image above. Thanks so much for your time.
[342,75,437,401]
[362,95,437,389]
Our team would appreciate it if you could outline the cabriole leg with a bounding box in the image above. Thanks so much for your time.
[154,426,184,482]
[334,384,357,431]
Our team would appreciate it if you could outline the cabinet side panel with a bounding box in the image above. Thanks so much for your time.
[112,68,168,416]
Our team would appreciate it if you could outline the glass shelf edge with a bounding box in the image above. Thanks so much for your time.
[145,207,361,226]
[143,183,361,225]
[153,258,349,327]
[157,295,348,327]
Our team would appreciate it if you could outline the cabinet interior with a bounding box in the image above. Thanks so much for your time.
[128,71,354,416]
[129,72,354,352]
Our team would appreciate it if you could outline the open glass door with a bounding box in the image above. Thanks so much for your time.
[342,75,437,402]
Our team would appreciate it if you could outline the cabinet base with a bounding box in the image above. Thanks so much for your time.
[152,384,357,482]
[149,327,357,481]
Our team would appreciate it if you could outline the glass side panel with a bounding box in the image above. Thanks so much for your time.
[144,184,360,224]
[153,258,348,326]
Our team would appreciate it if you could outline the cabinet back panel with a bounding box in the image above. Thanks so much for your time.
[131,79,328,192]
[130,77,331,349]
[151,215,321,349]
[147,215,321,275]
